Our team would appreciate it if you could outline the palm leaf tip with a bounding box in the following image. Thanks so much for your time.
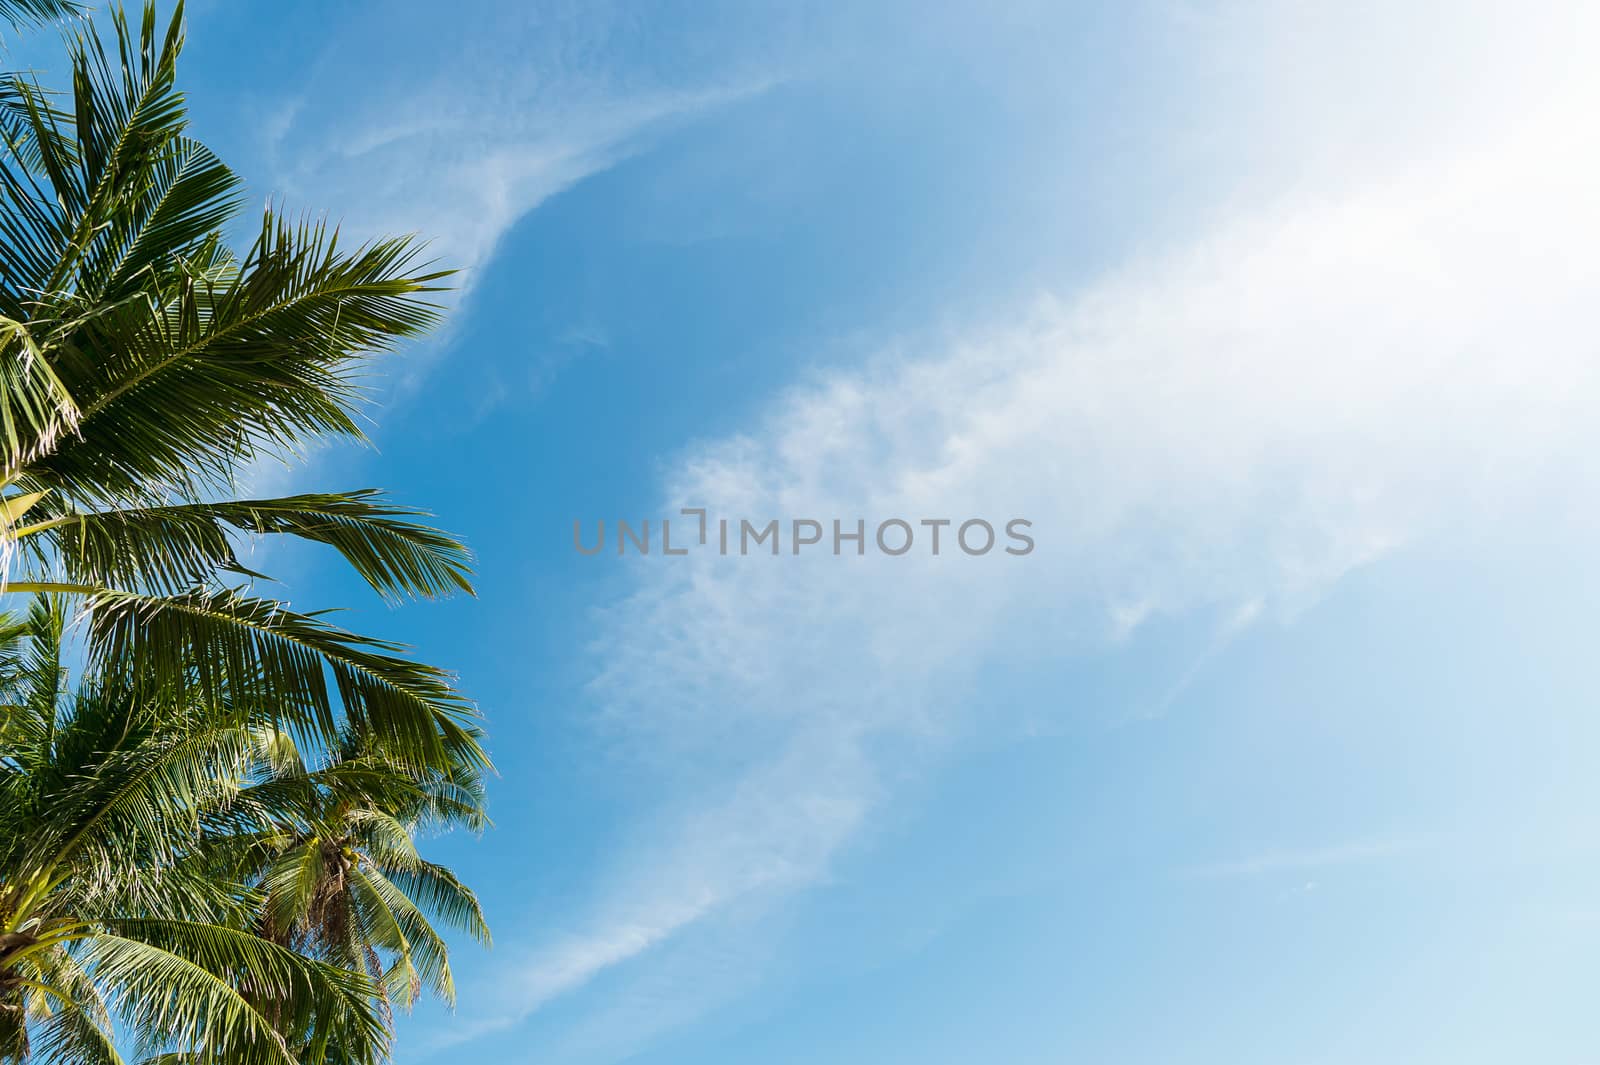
[0,0,81,33]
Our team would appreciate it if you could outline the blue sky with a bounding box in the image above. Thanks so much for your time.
[34,1,1600,1060]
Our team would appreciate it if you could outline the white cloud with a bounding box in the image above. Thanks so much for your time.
[249,1,797,395]
[233,1,788,494]
[448,15,1600,1052]
[344,1,1600,1056]
[267,81,775,284]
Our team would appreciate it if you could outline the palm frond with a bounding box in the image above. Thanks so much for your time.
[33,214,447,501]
[87,922,384,1065]
[83,586,488,774]
[348,867,452,1008]
[381,859,490,948]
[0,0,80,34]
[21,490,472,599]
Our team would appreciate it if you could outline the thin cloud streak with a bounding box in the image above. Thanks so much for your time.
[251,1,799,386]
[268,78,779,295]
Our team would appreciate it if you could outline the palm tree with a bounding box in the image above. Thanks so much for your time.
[0,4,495,1059]
[249,734,491,1018]
[0,595,394,1064]
[0,2,487,776]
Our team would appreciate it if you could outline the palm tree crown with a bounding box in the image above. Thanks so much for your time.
[0,4,494,1062]
[0,596,398,1064]
[0,2,487,776]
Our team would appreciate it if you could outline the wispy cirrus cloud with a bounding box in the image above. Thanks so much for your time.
[265,79,777,286]
[436,7,1600,1055]
[247,0,802,334]
[227,0,793,485]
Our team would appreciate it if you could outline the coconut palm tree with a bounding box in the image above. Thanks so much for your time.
[0,595,394,1064]
[247,733,491,1018]
[0,5,495,1059]
[0,2,486,777]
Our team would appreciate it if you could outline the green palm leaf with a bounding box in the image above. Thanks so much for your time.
[86,923,383,1065]
[19,491,472,600]
[83,587,486,772]
[0,1,78,32]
